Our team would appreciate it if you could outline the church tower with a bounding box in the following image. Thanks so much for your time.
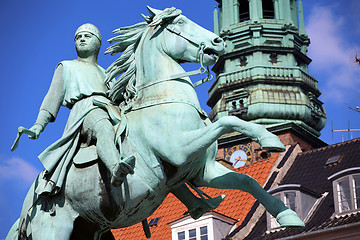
[210,0,327,166]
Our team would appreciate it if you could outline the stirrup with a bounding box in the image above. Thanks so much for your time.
[111,156,135,187]
[119,155,135,175]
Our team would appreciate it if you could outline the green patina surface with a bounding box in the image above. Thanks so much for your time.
[210,0,326,137]
[7,6,305,240]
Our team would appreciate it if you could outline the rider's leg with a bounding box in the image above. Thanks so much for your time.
[93,118,135,182]
[172,184,225,220]
[85,109,134,185]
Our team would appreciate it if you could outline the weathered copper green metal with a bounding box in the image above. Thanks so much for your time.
[210,0,326,137]
[7,6,303,240]
[75,23,102,42]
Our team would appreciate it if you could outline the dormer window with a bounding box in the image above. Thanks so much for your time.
[328,168,360,215]
[268,191,298,229]
[177,226,207,240]
[169,212,236,240]
[267,185,321,230]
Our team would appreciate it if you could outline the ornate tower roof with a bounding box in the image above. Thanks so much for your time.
[209,0,326,139]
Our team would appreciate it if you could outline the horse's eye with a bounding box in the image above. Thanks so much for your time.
[177,19,185,25]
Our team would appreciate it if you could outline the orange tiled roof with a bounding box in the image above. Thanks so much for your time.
[112,153,279,240]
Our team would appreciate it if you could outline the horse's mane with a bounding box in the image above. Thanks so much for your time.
[105,7,182,105]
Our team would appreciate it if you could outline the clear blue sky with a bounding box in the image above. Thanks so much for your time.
[1,0,359,238]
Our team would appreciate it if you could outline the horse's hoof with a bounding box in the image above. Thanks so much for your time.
[189,208,202,220]
[263,145,286,152]
[260,136,285,152]
[204,194,225,209]
[189,195,225,220]
[276,209,305,227]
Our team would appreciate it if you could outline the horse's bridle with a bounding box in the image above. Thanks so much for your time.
[166,26,214,88]
[136,24,214,92]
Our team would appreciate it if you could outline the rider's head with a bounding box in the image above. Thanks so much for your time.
[74,23,101,59]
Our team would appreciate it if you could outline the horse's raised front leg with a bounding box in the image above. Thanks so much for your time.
[193,160,304,227]
[180,116,285,164]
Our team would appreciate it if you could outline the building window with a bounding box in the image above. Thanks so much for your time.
[285,192,297,212]
[334,174,360,214]
[170,211,236,240]
[269,53,278,64]
[200,226,208,240]
[269,191,298,228]
[267,185,321,231]
[226,89,249,117]
[239,55,248,67]
[239,0,250,22]
[189,228,196,240]
[176,226,208,240]
[262,0,275,19]
[148,217,160,227]
[178,231,185,240]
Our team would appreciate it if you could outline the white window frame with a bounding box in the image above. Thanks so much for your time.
[333,173,360,215]
[266,184,321,231]
[267,190,300,229]
[169,212,236,240]
[176,225,208,240]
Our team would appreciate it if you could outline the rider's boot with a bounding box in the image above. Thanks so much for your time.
[188,195,225,220]
[111,155,136,187]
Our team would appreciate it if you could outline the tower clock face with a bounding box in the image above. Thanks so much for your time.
[224,144,252,168]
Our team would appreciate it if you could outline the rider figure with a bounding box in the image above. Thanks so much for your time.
[29,23,135,194]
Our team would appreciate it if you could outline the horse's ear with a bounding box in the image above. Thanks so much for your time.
[147,6,162,17]
[141,14,151,23]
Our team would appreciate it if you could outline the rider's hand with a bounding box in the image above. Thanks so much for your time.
[28,124,43,139]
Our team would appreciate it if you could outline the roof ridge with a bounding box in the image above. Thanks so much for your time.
[298,137,360,155]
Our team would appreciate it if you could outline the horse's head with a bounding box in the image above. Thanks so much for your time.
[144,6,225,66]
[105,6,225,104]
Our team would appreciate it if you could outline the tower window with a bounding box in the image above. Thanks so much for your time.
[240,56,248,67]
[239,99,244,108]
[239,0,250,22]
[232,101,237,110]
[262,0,275,19]
[269,53,278,64]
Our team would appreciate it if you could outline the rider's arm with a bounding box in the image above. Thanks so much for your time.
[29,64,65,138]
